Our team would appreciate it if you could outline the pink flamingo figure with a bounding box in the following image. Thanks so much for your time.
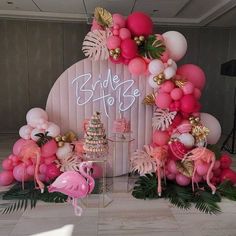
[183,147,216,194]
[48,161,95,216]
[144,145,168,197]
[19,140,44,192]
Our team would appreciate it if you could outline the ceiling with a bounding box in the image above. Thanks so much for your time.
[0,0,236,27]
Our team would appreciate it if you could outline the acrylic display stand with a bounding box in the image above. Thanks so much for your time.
[80,154,113,208]
[108,133,136,192]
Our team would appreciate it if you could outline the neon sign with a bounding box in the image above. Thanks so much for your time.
[72,69,141,117]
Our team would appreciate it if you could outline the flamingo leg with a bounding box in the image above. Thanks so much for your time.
[35,153,45,193]
[72,198,83,216]
[192,166,197,192]
[206,158,216,194]
[157,164,162,197]
[163,164,167,185]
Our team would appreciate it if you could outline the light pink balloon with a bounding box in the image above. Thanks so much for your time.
[112,13,126,28]
[196,162,209,176]
[167,160,178,174]
[176,174,191,186]
[119,28,131,40]
[162,31,187,61]
[106,36,121,50]
[161,81,175,93]
[200,113,221,145]
[12,139,27,156]
[128,57,147,76]
[155,92,172,109]
[26,165,35,176]
[26,108,48,128]
[163,67,176,80]
[46,122,61,137]
[19,125,33,140]
[148,59,164,75]
[0,171,14,186]
[31,128,44,141]
[171,88,183,100]
[2,159,13,171]
[13,164,30,182]
[39,164,48,174]
[182,82,194,95]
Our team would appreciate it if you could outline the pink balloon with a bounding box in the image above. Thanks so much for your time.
[161,81,175,93]
[26,165,35,176]
[13,164,30,182]
[192,173,202,183]
[148,59,164,75]
[44,155,57,165]
[41,140,58,158]
[106,36,121,50]
[167,173,176,180]
[176,174,191,186]
[46,164,61,180]
[167,160,178,174]
[155,93,172,109]
[213,160,221,170]
[112,13,126,28]
[0,171,14,186]
[2,159,13,171]
[160,50,169,63]
[119,28,131,40]
[200,113,221,145]
[39,164,48,174]
[171,88,183,100]
[90,164,103,179]
[12,139,26,156]
[126,12,153,36]
[46,122,60,138]
[128,57,147,76]
[38,173,46,182]
[26,108,48,128]
[153,130,170,146]
[182,82,194,95]
[121,38,137,59]
[196,163,209,176]
[19,125,33,140]
[180,94,197,113]
[177,64,206,90]
[193,88,201,99]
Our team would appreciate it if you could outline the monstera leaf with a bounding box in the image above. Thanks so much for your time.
[82,30,111,61]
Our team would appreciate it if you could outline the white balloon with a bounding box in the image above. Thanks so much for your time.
[148,74,159,89]
[163,31,187,61]
[19,125,33,140]
[26,108,48,128]
[167,59,177,71]
[56,143,73,160]
[148,59,164,75]
[163,67,176,80]
[46,122,60,137]
[179,133,195,148]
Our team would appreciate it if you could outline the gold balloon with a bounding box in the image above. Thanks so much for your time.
[55,136,62,142]
[134,36,139,41]
[109,50,115,56]
[115,48,121,54]
[139,35,145,41]
[113,54,119,60]
[58,141,64,147]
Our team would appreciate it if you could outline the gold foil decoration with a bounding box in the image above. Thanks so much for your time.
[55,131,77,147]
[174,79,187,88]
[176,160,194,178]
[189,116,200,126]
[191,125,210,142]
[94,7,113,28]
[143,93,156,105]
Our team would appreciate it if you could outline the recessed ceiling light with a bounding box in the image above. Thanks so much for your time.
[7,1,14,4]
[153,9,159,12]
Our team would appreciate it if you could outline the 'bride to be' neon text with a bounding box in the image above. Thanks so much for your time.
[72,69,140,117]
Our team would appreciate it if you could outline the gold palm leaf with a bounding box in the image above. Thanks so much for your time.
[143,93,155,105]
[94,7,113,28]
[176,160,194,178]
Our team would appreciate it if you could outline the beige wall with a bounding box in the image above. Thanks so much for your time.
[0,19,235,134]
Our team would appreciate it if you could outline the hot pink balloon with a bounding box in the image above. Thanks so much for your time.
[200,113,221,145]
[19,125,33,140]
[12,139,27,156]
[180,94,197,113]
[46,163,61,180]
[128,57,147,76]
[121,38,137,59]
[2,159,13,171]
[161,81,175,93]
[0,171,14,186]
[193,88,201,99]
[46,122,61,138]
[41,139,58,158]
[176,174,191,186]
[112,13,126,28]
[13,163,30,182]
[155,93,172,109]
[177,64,206,90]
[153,130,170,146]
[171,88,183,100]
[26,108,48,128]
[44,155,57,165]
[126,12,153,36]
[182,81,194,95]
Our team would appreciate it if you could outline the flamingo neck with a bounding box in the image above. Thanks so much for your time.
[79,163,93,180]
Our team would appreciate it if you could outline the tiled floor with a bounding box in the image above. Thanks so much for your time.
[1,134,236,236]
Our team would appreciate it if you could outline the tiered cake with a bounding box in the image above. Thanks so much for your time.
[83,112,108,155]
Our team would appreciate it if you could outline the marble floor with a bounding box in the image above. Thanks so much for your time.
[1,134,236,236]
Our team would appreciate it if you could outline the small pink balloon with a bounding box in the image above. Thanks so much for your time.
[46,164,61,180]
[171,88,183,100]
[26,165,35,176]
[2,159,13,171]
[167,160,178,174]
[128,57,147,76]
[182,82,194,95]
[119,28,131,40]
[176,174,191,186]
[148,59,164,75]
[0,171,14,186]
[155,92,172,109]
[12,139,26,156]
[41,140,58,158]
[112,13,126,28]
[167,173,176,180]
[26,108,48,128]
[180,94,197,113]
[106,36,121,50]
[112,29,119,36]
[161,81,175,93]
[153,130,170,146]
[13,164,30,182]
[193,88,201,99]
[39,164,48,174]
[196,163,209,176]
[46,122,60,138]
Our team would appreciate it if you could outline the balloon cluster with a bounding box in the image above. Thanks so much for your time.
[19,108,60,141]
